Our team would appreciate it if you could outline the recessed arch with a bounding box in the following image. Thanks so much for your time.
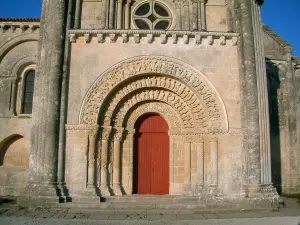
[80,55,228,133]
[122,102,183,133]
[0,34,38,64]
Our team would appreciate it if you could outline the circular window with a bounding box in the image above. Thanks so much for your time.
[132,1,172,30]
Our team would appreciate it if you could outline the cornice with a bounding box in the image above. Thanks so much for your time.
[68,29,239,46]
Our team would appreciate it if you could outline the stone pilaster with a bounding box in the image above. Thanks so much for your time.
[195,138,204,193]
[86,129,98,195]
[183,136,192,195]
[282,48,300,193]
[19,0,67,207]
[100,126,112,196]
[57,0,74,199]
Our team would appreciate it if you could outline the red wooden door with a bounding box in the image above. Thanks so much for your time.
[133,114,169,195]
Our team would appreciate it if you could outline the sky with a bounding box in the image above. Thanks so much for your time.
[0,0,299,56]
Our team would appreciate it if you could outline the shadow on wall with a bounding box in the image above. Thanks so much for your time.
[0,134,29,168]
[266,60,282,195]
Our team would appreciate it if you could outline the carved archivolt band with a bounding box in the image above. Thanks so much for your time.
[102,76,208,129]
[124,102,183,133]
[80,55,228,133]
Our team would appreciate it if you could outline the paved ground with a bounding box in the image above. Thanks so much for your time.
[0,197,299,225]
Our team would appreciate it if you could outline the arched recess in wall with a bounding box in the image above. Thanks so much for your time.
[0,34,38,64]
[11,57,37,116]
[0,134,30,168]
[80,55,228,134]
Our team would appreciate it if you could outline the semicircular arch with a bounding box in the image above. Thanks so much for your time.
[0,34,38,64]
[123,102,183,134]
[80,55,228,133]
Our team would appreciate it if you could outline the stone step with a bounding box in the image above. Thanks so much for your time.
[103,195,203,203]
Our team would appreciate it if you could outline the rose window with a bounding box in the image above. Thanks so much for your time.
[132,1,172,30]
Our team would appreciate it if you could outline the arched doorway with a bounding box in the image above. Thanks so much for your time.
[133,114,169,195]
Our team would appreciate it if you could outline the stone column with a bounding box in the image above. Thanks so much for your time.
[174,0,181,30]
[124,1,131,29]
[196,138,204,193]
[182,0,189,30]
[100,126,111,196]
[283,48,299,193]
[191,0,198,30]
[250,0,272,186]
[86,129,98,195]
[109,0,116,29]
[57,0,74,198]
[183,136,192,195]
[236,0,261,197]
[200,0,206,31]
[209,137,218,186]
[112,128,123,196]
[74,0,82,29]
[19,0,67,207]
[117,0,123,29]
[127,129,135,195]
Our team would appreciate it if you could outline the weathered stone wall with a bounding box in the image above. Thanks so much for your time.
[80,0,228,31]
[0,21,39,196]
[65,33,243,197]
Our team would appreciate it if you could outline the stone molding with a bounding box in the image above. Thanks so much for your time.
[0,22,39,33]
[80,55,228,134]
[69,30,239,46]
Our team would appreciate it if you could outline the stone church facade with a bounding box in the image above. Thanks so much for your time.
[0,0,299,209]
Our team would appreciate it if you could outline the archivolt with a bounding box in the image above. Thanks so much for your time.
[101,76,207,129]
[80,55,228,133]
[122,102,183,133]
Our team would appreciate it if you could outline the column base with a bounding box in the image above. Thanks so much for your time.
[245,184,279,198]
[183,183,193,196]
[18,182,64,207]
[100,185,111,196]
[58,183,72,202]
[113,184,123,196]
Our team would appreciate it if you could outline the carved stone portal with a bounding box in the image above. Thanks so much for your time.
[71,56,228,197]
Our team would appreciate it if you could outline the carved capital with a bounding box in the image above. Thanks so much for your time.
[101,126,112,139]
